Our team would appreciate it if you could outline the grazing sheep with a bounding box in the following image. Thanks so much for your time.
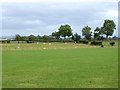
[49,43,51,45]
[74,47,77,48]
[43,48,46,50]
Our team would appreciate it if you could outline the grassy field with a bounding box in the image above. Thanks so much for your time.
[2,42,118,88]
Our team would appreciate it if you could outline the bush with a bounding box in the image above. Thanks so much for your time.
[109,42,115,46]
[101,44,104,48]
[79,40,89,44]
[26,40,32,43]
[91,41,102,46]
[7,40,10,43]
[2,41,6,43]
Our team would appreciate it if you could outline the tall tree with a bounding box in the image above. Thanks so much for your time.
[58,24,73,39]
[72,33,81,43]
[94,27,101,40]
[101,20,116,38]
[21,36,28,41]
[42,35,51,41]
[28,34,36,42]
[15,34,21,43]
[82,26,92,41]
[37,35,42,41]
[52,31,60,39]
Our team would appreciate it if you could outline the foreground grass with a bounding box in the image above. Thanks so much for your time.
[2,45,118,88]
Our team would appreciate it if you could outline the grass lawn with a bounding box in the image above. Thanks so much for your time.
[2,42,118,88]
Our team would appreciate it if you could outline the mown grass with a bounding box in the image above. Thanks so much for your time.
[2,41,118,51]
[2,42,118,88]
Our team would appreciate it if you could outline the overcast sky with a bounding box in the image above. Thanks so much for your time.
[1,0,119,37]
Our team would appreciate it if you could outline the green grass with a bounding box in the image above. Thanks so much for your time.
[2,42,118,88]
[2,41,118,51]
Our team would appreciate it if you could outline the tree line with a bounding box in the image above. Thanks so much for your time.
[15,19,116,43]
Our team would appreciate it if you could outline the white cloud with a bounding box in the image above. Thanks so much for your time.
[0,0,119,3]
[24,20,45,25]
[106,10,118,17]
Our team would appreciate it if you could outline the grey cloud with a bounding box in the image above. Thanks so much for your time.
[2,2,118,36]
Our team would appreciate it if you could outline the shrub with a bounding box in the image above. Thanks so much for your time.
[79,40,89,44]
[2,41,6,43]
[26,40,32,43]
[109,42,115,46]
[101,44,104,48]
[91,41,102,46]
[7,40,10,43]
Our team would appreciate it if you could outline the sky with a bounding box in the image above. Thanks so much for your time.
[1,0,119,37]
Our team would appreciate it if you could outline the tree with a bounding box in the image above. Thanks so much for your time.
[58,24,73,39]
[28,34,36,42]
[37,35,42,41]
[94,27,101,40]
[101,20,116,38]
[15,34,21,43]
[42,35,51,41]
[7,40,10,43]
[52,31,60,39]
[20,36,28,43]
[72,33,81,43]
[82,26,92,41]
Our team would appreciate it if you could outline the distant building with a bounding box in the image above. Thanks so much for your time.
[0,39,14,41]
[0,39,8,41]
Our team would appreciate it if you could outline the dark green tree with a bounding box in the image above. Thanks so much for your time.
[94,27,101,40]
[58,24,73,39]
[72,33,81,43]
[28,34,36,43]
[37,35,42,41]
[101,20,116,38]
[42,35,51,41]
[15,34,21,43]
[20,36,28,43]
[82,26,92,41]
[52,31,60,39]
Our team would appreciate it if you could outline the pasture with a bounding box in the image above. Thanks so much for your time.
[2,42,118,88]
